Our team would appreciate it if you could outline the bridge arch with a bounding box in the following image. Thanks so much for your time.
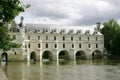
[92,50,103,59]
[75,51,86,60]
[58,50,70,60]
[1,53,8,62]
[30,52,36,61]
[42,51,52,60]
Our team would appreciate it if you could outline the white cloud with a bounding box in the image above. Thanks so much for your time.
[96,1,115,11]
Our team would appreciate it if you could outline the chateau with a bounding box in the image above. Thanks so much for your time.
[0,18,104,61]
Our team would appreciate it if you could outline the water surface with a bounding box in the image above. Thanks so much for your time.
[1,59,120,80]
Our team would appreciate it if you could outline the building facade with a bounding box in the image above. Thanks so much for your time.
[0,21,104,61]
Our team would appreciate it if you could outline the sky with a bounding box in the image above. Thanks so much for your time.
[15,0,120,26]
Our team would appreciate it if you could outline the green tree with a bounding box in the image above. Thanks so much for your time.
[101,19,120,52]
[111,32,120,56]
[0,0,30,53]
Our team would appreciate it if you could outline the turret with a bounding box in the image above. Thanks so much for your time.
[96,22,101,32]
[19,16,25,34]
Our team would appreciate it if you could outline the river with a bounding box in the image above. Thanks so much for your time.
[1,59,120,80]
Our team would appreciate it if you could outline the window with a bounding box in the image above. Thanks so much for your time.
[96,37,97,41]
[25,45,27,48]
[79,44,81,48]
[28,36,30,40]
[28,43,30,48]
[54,36,56,40]
[71,36,73,41]
[88,37,89,41]
[63,44,65,48]
[46,43,48,48]
[55,44,57,48]
[46,36,48,40]
[96,44,98,48]
[38,36,40,40]
[79,37,81,41]
[13,35,16,40]
[72,44,74,48]
[38,44,40,48]
[88,44,90,48]
[63,36,65,41]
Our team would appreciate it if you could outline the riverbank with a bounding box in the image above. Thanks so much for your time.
[0,68,8,80]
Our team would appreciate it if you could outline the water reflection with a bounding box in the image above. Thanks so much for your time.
[1,60,120,80]
[1,61,7,71]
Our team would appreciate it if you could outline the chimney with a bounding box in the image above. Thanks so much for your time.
[96,22,101,32]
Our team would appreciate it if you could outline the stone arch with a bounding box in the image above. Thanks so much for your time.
[75,51,86,60]
[58,50,70,60]
[30,52,36,61]
[1,53,8,62]
[92,50,103,59]
[42,51,52,60]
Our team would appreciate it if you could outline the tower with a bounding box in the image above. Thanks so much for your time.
[19,16,26,59]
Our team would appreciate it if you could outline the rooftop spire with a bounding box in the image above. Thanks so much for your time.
[19,16,24,27]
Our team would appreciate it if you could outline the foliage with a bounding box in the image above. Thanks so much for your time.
[0,0,30,52]
[111,32,120,56]
[101,19,120,51]
[0,0,30,25]
[0,27,11,52]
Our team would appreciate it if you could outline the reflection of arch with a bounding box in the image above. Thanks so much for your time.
[1,53,8,62]
[42,51,52,60]
[59,50,70,60]
[30,52,36,61]
[92,50,102,59]
[75,51,86,60]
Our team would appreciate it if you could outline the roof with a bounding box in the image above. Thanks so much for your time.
[24,24,103,35]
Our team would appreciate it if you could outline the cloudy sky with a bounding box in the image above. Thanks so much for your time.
[15,0,120,26]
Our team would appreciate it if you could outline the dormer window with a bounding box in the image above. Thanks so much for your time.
[44,29,49,33]
[93,31,98,35]
[52,29,57,33]
[69,30,73,34]
[77,30,81,34]
[60,29,65,34]
[85,30,90,35]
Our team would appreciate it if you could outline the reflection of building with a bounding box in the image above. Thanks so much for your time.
[0,20,104,61]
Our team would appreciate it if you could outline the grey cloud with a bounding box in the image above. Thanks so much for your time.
[18,0,120,26]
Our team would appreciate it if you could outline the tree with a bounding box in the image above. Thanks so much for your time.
[0,0,30,53]
[111,32,120,56]
[101,19,120,51]
[0,27,11,52]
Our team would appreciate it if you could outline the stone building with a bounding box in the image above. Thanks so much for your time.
[0,20,104,61]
